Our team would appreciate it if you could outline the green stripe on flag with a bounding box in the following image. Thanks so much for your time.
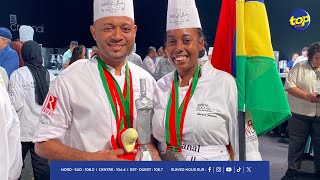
[236,55,247,112]
[246,56,291,135]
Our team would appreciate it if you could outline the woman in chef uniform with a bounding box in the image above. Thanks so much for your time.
[152,0,239,161]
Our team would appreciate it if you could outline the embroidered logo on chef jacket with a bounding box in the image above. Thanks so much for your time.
[196,103,214,112]
[196,104,221,117]
[42,93,58,117]
[39,117,50,126]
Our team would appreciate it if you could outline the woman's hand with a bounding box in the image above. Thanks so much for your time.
[304,92,320,103]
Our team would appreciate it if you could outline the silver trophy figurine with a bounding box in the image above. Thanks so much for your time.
[135,78,154,161]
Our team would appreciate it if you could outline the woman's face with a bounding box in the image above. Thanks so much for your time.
[82,48,86,58]
[165,28,204,74]
[310,52,320,68]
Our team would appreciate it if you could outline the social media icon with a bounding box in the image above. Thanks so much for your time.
[246,167,252,173]
[216,167,222,173]
[208,167,211,172]
[236,167,242,173]
[226,167,232,172]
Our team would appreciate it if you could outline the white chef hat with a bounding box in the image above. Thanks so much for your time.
[93,0,134,22]
[166,0,202,31]
[19,25,34,42]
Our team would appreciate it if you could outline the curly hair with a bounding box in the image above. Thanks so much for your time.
[308,42,320,61]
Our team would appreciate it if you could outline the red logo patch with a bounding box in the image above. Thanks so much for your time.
[42,93,58,117]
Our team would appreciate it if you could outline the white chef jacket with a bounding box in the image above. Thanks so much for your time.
[9,66,56,142]
[198,52,209,66]
[0,85,23,180]
[152,61,239,161]
[33,58,158,152]
[0,66,8,89]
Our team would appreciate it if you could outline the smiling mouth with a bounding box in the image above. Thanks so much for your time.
[174,55,188,62]
[108,44,125,51]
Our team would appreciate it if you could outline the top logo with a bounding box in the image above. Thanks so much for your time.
[289,9,311,31]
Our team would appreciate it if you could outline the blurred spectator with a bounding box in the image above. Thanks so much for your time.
[10,40,24,67]
[143,46,157,76]
[10,25,35,68]
[157,46,164,57]
[69,45,86,66]
[0,27,19,77]
[9,40,54,180]
[282,42,320,180]
[19,25,34,43]
[154,44,175,80]
[285,53,299,73]
[62,41,78,68]
[127,51,143,67]
[90,46,99,58]
[293,47,308,67]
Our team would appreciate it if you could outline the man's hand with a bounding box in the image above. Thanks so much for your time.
[90,148,128,161]
[35,140,129,161]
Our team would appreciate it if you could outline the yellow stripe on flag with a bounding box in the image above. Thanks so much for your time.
[236,0,246,56]
[244,1,274,58]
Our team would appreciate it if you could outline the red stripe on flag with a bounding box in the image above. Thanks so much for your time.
[211,0,236,75]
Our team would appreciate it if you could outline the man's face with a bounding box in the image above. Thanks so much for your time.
[150,49,157,59]
[157,47,164,57]
[302,50,308,57]
[292,54,299,61]
[0,37,7,49]
[90,16,137,63]
[70,45,77,51]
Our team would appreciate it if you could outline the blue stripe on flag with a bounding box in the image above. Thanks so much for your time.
[245,0,264,3]
[232,31,236,77]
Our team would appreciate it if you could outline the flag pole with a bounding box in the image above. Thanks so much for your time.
[238,111,246,160]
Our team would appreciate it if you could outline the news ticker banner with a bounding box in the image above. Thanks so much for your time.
[51,161,269,180]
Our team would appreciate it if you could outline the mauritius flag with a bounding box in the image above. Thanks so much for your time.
[211,0,291,135]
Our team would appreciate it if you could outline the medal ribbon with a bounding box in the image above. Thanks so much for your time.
[97,57,134,138]
[165,65,201,152]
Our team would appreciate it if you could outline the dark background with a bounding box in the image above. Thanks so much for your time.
[0,0,318,60]
[265,0,320,60]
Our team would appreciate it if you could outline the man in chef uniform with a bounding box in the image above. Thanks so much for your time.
[33,0,160,161]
